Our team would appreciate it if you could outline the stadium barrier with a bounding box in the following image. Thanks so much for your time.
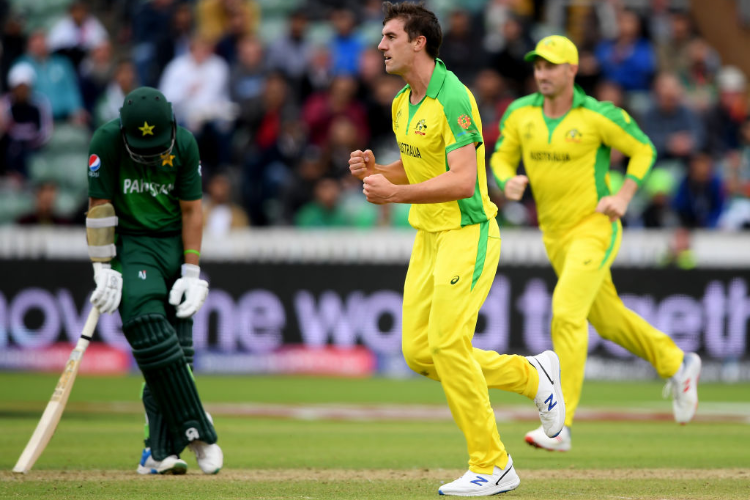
[1,227,748,381]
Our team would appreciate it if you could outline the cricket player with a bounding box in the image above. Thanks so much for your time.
[490,35,702,452]
[349,3,565,495]
[87,87,223,474]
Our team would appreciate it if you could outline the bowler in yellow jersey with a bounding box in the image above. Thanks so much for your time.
[349,3,565,496]
[490,35,702,452]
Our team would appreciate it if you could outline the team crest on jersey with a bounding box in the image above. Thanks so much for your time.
[89,154,101,172]
[414,119,427,136]
[565,128,582,143]
[457,114,471,130]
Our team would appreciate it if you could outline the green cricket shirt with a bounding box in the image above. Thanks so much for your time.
[87,119,203,235]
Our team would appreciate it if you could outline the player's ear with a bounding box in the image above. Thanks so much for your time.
[413,34,426,52]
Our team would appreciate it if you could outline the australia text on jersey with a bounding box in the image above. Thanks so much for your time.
[123,178,175,197]
[399,141,422,158]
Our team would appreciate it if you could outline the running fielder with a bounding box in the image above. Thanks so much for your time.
[87,86,222,474]
[490,35,701,452]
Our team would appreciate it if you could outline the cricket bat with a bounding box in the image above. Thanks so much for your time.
[12,307,101,474]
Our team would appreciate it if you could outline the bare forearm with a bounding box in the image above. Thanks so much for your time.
[374,160,409,185]
[391,170,474,204]
[616,178,638,203]
[181,206,203,265]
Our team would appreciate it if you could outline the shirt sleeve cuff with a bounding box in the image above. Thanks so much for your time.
[445,132,483,154]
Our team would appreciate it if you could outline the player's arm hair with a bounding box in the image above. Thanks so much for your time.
[180,199,203,266]
[374,159,410,185]
[391,143,477,204]
[489,109,522,190]
[86,197,117,262]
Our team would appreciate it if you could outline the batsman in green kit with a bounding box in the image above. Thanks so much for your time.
[86,87,222,475]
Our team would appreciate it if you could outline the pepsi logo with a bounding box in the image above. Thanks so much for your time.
[89,154,101,172]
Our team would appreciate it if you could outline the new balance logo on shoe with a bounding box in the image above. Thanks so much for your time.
[545,393,557,411]
[469,476,488,486]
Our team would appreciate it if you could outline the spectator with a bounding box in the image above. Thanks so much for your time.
[159,35,235,169]
[229,36,268,128]
[329,8,364,76]
[79,41,114,115]
[656,10,694,76]
[241,73,301,225]
[362,74,402,152]
[659,226,696,269]
[641,168,679,228]
[131,0,176,87]
[0,63,52,178]
[15,182,70,225]
[153,2,194,83]
[440,9,487,83]
[673,152,725,228]
[705,66,748,157]
[680,38,721,112]
[280,146,326,224]
[472,69,513,154]
[47,0,109,69]
[203,172,250,235]
[267,9,312,87]
[295,177,348,227]
[302,75,368,146]
[643,73,705,161]
[197,0,259,44]
[595,9,656,91]
[13,30,86,123]
[489,15,534,94]
[94,58,138,127]
[215,1,255,64]
[300,46,334,102]
[1,14,27,93]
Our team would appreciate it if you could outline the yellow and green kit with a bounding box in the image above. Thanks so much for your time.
[395,59,540,474]
[490,85,684,427]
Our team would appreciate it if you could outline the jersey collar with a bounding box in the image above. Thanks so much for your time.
[425,58,448,99]
[531,83,587,108]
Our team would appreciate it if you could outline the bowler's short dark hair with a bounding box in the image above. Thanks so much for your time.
[383,1,442,59]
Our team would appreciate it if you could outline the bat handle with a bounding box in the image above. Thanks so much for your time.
[76,307,101,350]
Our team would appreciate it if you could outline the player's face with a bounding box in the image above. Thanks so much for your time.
[378,18,414,76]
[534,59,576,98]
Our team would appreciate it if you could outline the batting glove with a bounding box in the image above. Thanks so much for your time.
[169,263,209,318]
[91,262,123,314]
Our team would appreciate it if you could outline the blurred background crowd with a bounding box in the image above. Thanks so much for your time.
[1,0,749,238]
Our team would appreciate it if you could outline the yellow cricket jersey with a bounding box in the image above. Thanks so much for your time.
[490,85,656,234]
[392,59,497,232]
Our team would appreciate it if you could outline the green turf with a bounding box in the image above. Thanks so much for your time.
[2,373,748,407]
[1,374,749,499]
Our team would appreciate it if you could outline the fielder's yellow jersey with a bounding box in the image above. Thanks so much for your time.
[490,85,656,234]
[393,59,497,232]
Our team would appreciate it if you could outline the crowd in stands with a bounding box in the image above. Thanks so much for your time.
[1,0,749,235]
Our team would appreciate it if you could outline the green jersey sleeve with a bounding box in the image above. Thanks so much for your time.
[87,121,121,200]
[438,84,483,154]
[175,128,203,201]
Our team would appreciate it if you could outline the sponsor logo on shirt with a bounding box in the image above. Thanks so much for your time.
[457,114,471,130]
[394,110,402,131]
[529,151,571,162]
[89,155,101,171]
[123,178,175,196]
[399,142,422,159]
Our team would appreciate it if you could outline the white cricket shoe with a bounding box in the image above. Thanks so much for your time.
[663,352,702,424]
[187,412,223,474]
[438,454,520,496]
[525,425,571,452]
[526,350,566,438]
[136,448,188,475]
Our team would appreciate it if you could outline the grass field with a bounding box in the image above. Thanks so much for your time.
[1,374,749,499]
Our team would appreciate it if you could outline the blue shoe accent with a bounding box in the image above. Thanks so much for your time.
[470,476,489,486]
[139,448,151,467]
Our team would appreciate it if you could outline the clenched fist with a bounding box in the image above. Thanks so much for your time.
[504,175,529,201]
[349,149,376,180]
